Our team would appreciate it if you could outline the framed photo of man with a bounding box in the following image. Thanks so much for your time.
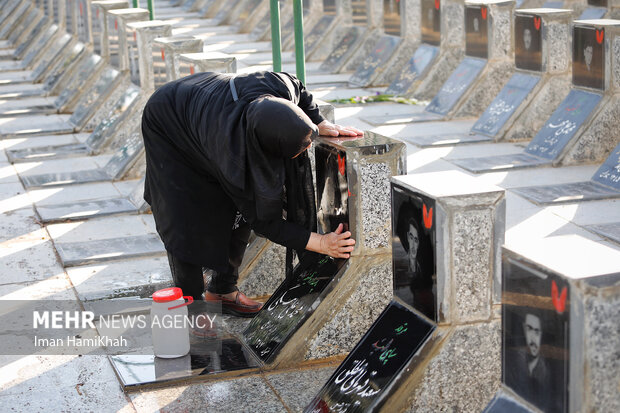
[502,257,570,412]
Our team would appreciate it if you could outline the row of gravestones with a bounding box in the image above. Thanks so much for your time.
[2,1,617,410]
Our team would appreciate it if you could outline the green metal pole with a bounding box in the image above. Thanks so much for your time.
[292,0,305,84]
[132,0,138,8]
[269,0,282,72]
[147,0,154,19]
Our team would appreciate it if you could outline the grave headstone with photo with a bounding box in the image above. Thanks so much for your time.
[367,0,515,125]
[485,248,620,412]
[453,19,620,173]
[242,133,406,369]
[409,8,573,147]
[306,170,505,412]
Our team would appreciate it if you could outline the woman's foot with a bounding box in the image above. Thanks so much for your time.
[203,290,263,318]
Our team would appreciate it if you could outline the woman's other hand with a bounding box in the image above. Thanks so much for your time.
[306,223,356,259]
[318,120,363,137]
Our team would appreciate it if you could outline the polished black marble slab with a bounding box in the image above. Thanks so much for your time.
[577,7,607,20]
[7,86,141,163]
[54,54,104,112]
[12,18,49,60]
[502,255,570,412]
[515,14,542,73]
[110,337,260,388]
[57,234,166,267]
[69,67,122,129]
[304,300,435,412]
[349,35,401,87]
[572,25,605,90]
[453,88,603,173]
[316,144,349,234]
[592,142,620,191]
[392,184,437,321]
[421,0,440,46]
[352,0,368,27]
[586,222,620,244]
[303,15,336,56]
[320,26,364,73]
[452,153,549,174]
[37,198,139,224]
[21,129,143,188]
[243,254,347,363]
[385,44,439,96]
[525,89,601,160]
[426,57,486,116]
[512,181,620,205]
[465,5,489,59]
[483,392,534,413]
[471,72,540,136]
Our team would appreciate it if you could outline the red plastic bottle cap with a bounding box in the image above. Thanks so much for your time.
[152,287,183,303]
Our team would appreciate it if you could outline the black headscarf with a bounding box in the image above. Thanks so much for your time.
[213,95,319,275]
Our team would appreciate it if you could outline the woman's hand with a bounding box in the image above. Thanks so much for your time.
[318,120,364,137]
[306,223,356,259]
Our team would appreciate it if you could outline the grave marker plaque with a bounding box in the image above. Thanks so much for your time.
[383,0,401,37]
[572,25,605,90]
[587,0,608,6]
[502,256,570,412]
[592,141,620,191]
[392,185,437,321]
[422,0,441,46]
[303,16,335,55]
[515,14,542,72]
[305,301,435,412]
[349,35,402,87]
[471,73,540,136]
[243,255,348,362]
[426,57,486,115]
[525,89,602,160]
[385,44,439,96]
[465,5,489,59]
[320,26,364,72]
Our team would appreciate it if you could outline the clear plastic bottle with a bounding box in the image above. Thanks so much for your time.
[151,287,192,358]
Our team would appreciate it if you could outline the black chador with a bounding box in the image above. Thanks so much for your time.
[141,71,322,299]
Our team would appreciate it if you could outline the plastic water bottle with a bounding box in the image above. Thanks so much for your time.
[151,287,192,358]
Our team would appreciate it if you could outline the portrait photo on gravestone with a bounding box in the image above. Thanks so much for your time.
[573,25,605,90]
[502,258,570,413]
[391,185,436,321]
[515,14,542,72]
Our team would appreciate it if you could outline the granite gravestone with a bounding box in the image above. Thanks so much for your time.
[243,255,348,362]
[319,26,366,72]
[349,35,402,87]
[502,257,570,412]
[385,0,441,96]
[243,141,352,364]
[392,184,437,321]
[452,20,615,173]
[304,301,435,412]
[367,2,492,125]
[511,141,620,204]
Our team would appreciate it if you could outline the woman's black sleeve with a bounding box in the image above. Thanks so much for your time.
[280,72,325,125]
[250,218,311,251]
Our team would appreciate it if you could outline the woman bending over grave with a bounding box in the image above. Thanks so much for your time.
[142,71,362,317]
